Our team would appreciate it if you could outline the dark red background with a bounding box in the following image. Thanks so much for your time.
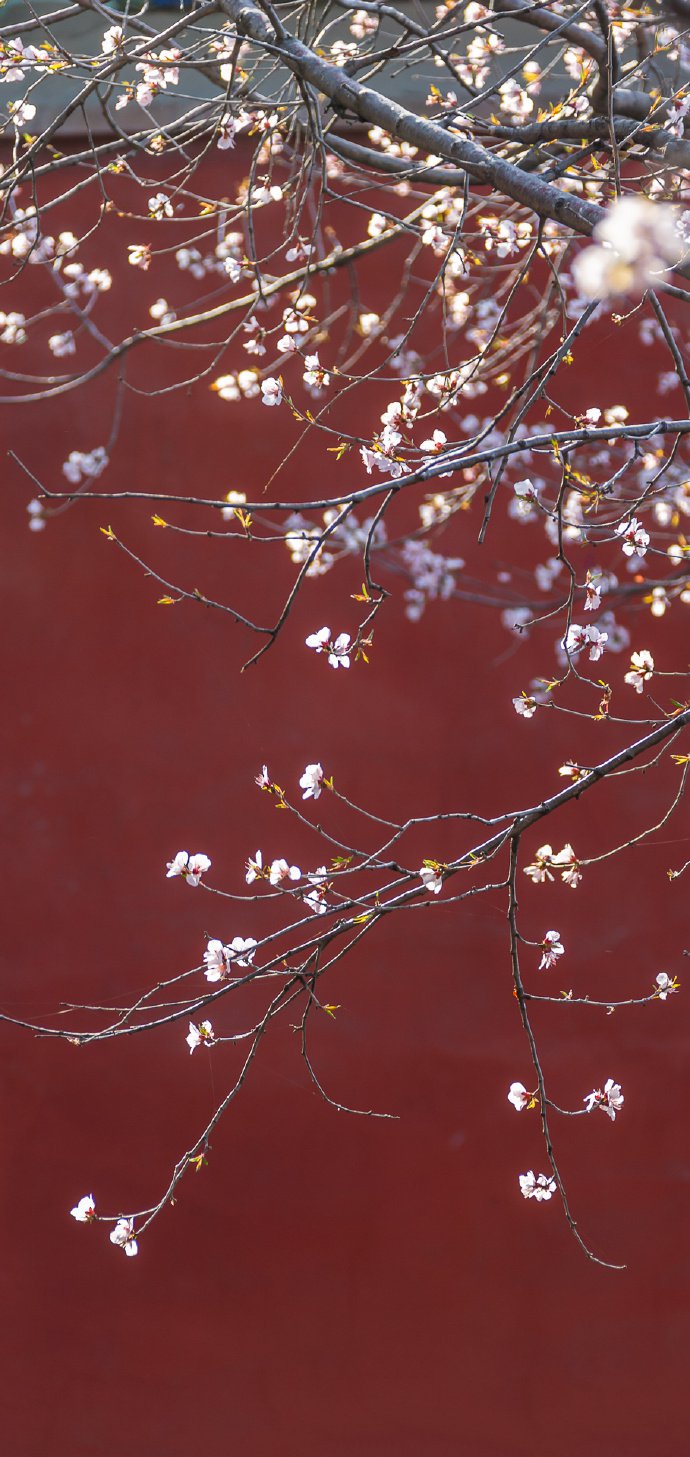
[2,147,689,1455]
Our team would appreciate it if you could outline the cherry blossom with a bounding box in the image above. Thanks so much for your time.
[519,1171,557,1201]
[419,863,443,895]
[513,694,537,719]
[109,1217,138,1256]
[260,378,282,407]
[227,936,257,967]
[300,762,324,800]
[574,196,682,300]
[166,851,211,886]
[584,1079,624,1120]
[70,1194,96,1223]
[539,931,564,970]
[269,858,301,885]
[508,1082,532,1111]
[305,628,352,668]
[624,650,654,693]
[255,765,270,789]
[550,845,582,889]
[246,851,264,885]
[564,624,608,662]
[616,517,650,558]
[655,973,679,1001]
[148,192,173,221]
[524,845,581,888]
[186,1020,216,1053]
[204,940,231,981]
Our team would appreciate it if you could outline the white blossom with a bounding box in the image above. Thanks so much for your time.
[524,844,581,887]
[616,517,650,558]
[109,1217,138,1256]
[584,1078,624,1120]
[573,196,683,300]
[70,1194,96,1223]
[305,627,351,668]
[655,972,678,1000]
[186,1020,216,1053]
[269,858,301,885]
[203,939,230,982]
[261,377,282,407]
[624,650,654,693]
[148,192,173,221]
[508,1082,531,1111]
[101,25,124,54]
[48,331,76,358]
[300,762,324,800]
[519,1170,557,1201]
[550,844,582,889]
[227,936,257,967]
[166,851,211,886]
[513,694,537,719]
[539,930,564,970]
[245,850,264,885]
[564,623,608,662]
[419,863,443,895]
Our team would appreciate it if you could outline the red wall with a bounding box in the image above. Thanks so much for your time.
[2,149,689,1455]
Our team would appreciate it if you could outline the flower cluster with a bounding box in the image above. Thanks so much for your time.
[524,845,582,888]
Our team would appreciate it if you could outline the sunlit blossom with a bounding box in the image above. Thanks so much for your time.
[584,1078,624,1120]
[70,1194,96,1223]
[539,931,564,970]
[300,762,324,800]
[166,851,211,886]
[109,1217,138,1256]
[519,1170,557,1201]
[186,1020,216,1053]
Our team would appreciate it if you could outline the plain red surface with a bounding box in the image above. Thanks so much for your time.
[2,149,689,1455]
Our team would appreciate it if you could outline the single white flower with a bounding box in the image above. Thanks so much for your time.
[419,863,443,895]
[261,377,282,407]
[624,649,654,693]
[101,25,124,53]
[616,516,650,558]
[519,1170,557,1201]
[227,936,257,967]
[203,940,230,982]
[655,972,678,1000]
[166,851,211,886]
[508,1082,531,1111]
[269,858,301,885]
[305,627,351,668]
[109,1217,138,1256]
[255,764,270,789]
[70,1194,96,1223]
[300,762,324,800]
[513,694,537,719]
[245,850,264,885]
[186,1020,216,1053]
[539,930,564,970]
[584,1078,624,1120]
[148,192,173,221]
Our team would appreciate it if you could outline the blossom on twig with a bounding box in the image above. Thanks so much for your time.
[166,851,211,887]
[519,1171,557,1201]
